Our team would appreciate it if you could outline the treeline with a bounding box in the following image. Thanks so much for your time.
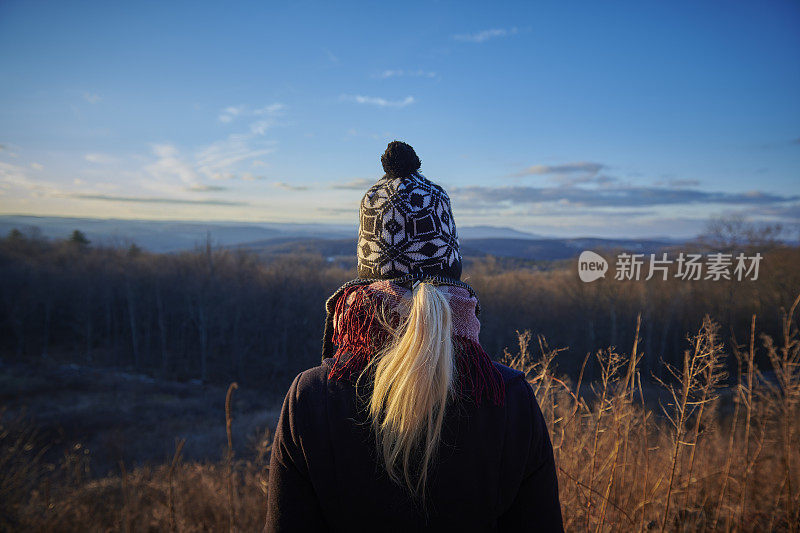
[1,229,798,387]
[468,245,800,378]
[0,231,349,386]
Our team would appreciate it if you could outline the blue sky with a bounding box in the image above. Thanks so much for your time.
[1,0,798,238]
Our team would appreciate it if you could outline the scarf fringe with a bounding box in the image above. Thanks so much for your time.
[327,285,505,407]
[453,336,505,407]
[327,285,391,382]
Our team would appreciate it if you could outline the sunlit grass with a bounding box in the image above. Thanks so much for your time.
[2,295,798,531]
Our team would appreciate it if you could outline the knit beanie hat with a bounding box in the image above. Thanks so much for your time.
[357,141,462,281]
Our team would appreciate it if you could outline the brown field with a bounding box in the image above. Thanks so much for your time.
[1,229,799,531]
[3,295,798,532]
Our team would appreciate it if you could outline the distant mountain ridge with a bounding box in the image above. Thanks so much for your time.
[458,225,544,240]
[460,237,676,262]
[234,237,678,264]
[0,215,683,260]
[0,216,547,251]
[0,215,356,253]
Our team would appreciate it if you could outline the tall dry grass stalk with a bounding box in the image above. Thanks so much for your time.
[657,316,726,532]
[119,460,130,533]
[760,293,800,532]
[226,381,239,533]
[168,438,185,533]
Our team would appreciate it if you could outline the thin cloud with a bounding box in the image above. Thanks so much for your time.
[145,144,199,185]
[0,143,19,157]
[176,103,284,185]
[0,161,58,193]
[752,202,800,220]
[512,162,605,177]
[451,184,799,209]
[143,128,276,187]
[331,178,373,190]
[323,48,339,64]
[376,69,437,79]
[655,178,701,188]
[219,105,245,123]
[196,135,276,180]
[273,181,308,191]
[255,103,285,115]
[201,104,284,180]
[83,92,102,104]
[341,95,415,108]
[85,153,117,164]
[72,194,247,206]
[30,162,44,171]
[249,120,273,135]
[218,103,283,124]
[453,27,518,43]
[549,174,618,187]
[316,206,355,215]
[186,184,228,192]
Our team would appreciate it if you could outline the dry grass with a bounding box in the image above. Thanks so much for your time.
[1,411,272,532]
[22,458,268,532]
[2,296,799,532]
[501,293,800,532]
[0,378,273,533]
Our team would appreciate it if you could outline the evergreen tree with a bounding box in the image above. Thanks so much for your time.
[69,230,90,246]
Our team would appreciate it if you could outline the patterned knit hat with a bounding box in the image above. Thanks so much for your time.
[357,141,462,281]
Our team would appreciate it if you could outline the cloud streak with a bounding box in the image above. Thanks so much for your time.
[375,69,436,79]
[655,178,701,188]
[142,102,283,188]
[453,27,518,43]
[323,48,339,64]
[219,105,245,123]
[0,161,61,195]
[330,178,373,190]
[85,153,117,164]
[512,162,606,177]
[198,104,285,179]
[273,181,308,191]
[196,135,276,180]
[451,184,799,209]
[82,92,102,104]
[341,95,415,108]
[218,103,284,125]
[72,194,247,206]
[145,144,199,185]
[749,202,800,220]
[186,184,228,192]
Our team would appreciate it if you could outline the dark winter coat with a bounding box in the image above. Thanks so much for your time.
[265,357,564,532]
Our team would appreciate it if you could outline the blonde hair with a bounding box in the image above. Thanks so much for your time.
[360,282,456,499]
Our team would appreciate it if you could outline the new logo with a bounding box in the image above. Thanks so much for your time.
[578,251,608,282]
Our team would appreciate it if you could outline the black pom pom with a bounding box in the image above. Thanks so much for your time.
[381,141,421,178]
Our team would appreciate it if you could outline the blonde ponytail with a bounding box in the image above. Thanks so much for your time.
[365,281,455,499]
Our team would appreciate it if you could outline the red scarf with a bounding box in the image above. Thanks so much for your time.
[326,280,505,407]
